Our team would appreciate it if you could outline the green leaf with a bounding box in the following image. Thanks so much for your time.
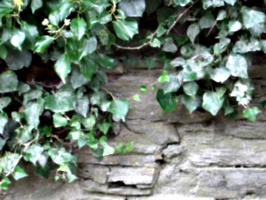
[207,67,231,83]
[182,94,201,114]
[140,85,147,93]
[224,0,236,5]
[162,74,181,93]
[150,38,161,48]
[98,122,111,135]
[36,163,52,179]
[228,20,242,32]
[110,99,129,121]
[24,98,44,128]
[0,176,11,190]
[156,89,177,112]
[80,58,98,81]
[187,23,200,44]
[31,0,43,13]
[241,7,266,29]
[145,0,161,15]
[158,70,169,83]
[217,10,226,21]
[75,95,89,118]
[243,107,260,122]
[23,144,44,165]
[70,18,87,40]
[162,38,177,53]
[226,54,248,78]
[183,82,199,98]
[5,49,32,70]
[53,113,68,128]
[54,54,71,83]
[79,37,97,59]
[34,36,54,53]
[0,112,8,134]
[13,166,28,180]
[133,94,140,101]
[113,19,138,41]
[145,57,157,69]
[44,84,76,113]
[82,115,96,130]
[213,38,230,55]
[48,2,73,26]
[90,54,114,69]
[170,57,185,67]
[199,11,215,29]
[202,91,224,115]
[0,97,11,111]
[119,0,145,17]
[70,68,88,89]
[10,30,26,51]
[99,136,115,156]
[0,46,7,59]
[0,71,18,93]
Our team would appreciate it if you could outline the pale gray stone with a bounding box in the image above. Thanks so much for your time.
[78,164,109,184]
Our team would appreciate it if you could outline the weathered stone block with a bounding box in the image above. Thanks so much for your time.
[78,164,109,184]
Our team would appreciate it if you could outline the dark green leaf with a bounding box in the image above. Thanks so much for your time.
[119,0,145,17]
[79,37,97,59]
[70,18,87,40]
[70,68,88,89]
[80,58,98,81]
[98,122,111,135]
[243,107,260,122]
[0,71,18,93]
[0,46,7,59]
[90,53,114,69]
[34,36,54,53]
[0,176,11,190]
[156,89,177,112]
[75,96,89,118]
[110,99,129,121]
[54,54,71,83]
[113,19,138,41]
[145,0,161,15]
[5,49,32,70]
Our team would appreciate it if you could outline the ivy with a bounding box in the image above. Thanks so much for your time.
[0,0,265,190]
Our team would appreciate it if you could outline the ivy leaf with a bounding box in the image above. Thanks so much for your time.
[75,96,89,118]
[80,58,98,81]
[0,71,18,93]
[110,99,129,121]
[187,23,200,44]
[31,0,42,13]
[24,98,44,128]
[5,49,32,70]
[183,82,199,98]
[10,30,25,51]
[207,67,231,83]
[113,19,138,41]
[119,0,145,17]
[224,0,236,5]
[70,68,88,89]
[0,97,11,111]
[162,38,177,53]
[34,36,54,53]
[241,7,266,29]
[243,107,260,122]
[81,115,96,130]
[156,89,177,112]
[0,46,7,59]
[199,11,215,29]
[54,54,71,83]
[79,37,97,59]
[98,123,111,135]
[99,136,115,156]
[202,91,224,115]
[13,166,28,180]
[226,54,248,78]
[53,113,68,128]
[70,18,87,40]
[0,112,8,134]
[158,70,169,83]
[0,176,11,190]
[182,94,201,114]
[150,38,161,48]
[162,74,181,93]
[228,20,242,32]
[133,94,140,101]
[145,0,161,15]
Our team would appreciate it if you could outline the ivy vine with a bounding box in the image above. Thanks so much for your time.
[0,0,265,190]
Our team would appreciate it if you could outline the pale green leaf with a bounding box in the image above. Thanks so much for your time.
[119,0,145,17]
[113,19,138,41]
[202,91,224,115]
[54,54,71,83]
[110,99,129,121]
[187,23,200,44]
[226,54,248,78]
[70,18,87,40]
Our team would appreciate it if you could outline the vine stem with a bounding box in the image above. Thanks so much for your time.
[166,0,198,35]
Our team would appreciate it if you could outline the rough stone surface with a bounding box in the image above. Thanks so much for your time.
[4,66,266,199]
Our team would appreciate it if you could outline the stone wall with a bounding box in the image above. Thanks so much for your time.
[2,63,266,200]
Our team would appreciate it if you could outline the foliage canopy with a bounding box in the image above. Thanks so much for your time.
[0,0,266,189]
